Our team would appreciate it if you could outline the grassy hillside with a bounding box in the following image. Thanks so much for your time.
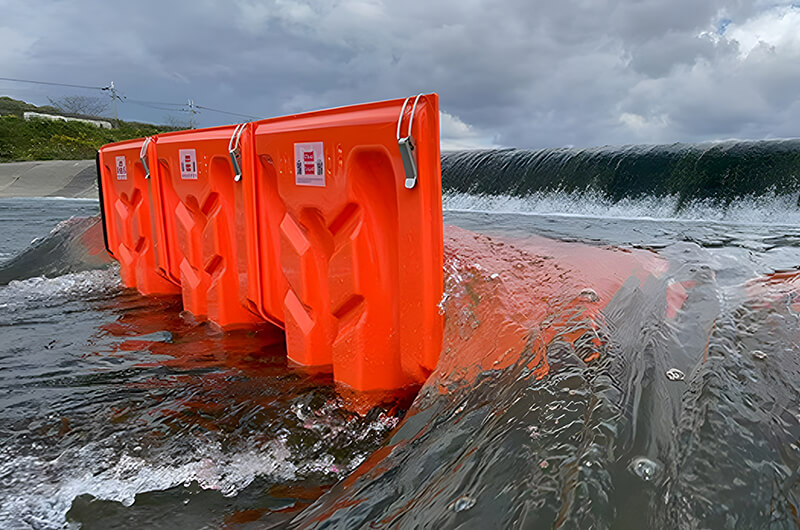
[0,97,181,162]
[0,96,61,117]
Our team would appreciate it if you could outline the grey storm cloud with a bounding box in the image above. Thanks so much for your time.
[1,0,798,148]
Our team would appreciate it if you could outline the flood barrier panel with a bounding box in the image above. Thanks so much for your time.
[246,95,444,390]
[97,94,444,391]
[148,126,261,329]
[97,138,179,295]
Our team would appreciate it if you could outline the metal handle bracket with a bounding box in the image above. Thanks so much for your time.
[140,136,152,179]
[396,94,423,189]
[228,123,246,182]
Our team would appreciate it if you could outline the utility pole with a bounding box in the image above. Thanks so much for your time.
[187,98,198,129]
[102,81,121,127]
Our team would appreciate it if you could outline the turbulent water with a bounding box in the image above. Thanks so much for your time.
[2,140,800,528]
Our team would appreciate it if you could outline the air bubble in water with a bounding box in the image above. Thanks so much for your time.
[527,425,539,439]
[752,350,767,360]
[628,457,661,482]
[666,368,685,381]
[578,288,599,303]
[452,495,476,512]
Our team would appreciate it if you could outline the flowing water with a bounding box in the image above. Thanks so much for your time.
[2,140,800,528]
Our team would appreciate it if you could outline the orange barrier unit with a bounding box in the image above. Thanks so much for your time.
[97,94,444,392]
[149,126,262,329]
[97,139,179,295]
[246,94,444,390]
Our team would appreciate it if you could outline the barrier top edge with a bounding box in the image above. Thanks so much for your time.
[97,93,438,151]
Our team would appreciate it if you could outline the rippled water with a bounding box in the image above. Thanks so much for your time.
[2,194,800,528]
[0,200,407,528]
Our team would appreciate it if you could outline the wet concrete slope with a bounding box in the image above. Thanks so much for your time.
[0,160,97,198]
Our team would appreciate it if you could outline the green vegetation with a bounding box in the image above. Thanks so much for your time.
[0,96,181,162]
[0,96,61,116]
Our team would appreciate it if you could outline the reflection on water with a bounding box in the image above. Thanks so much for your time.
[294,224,800,529]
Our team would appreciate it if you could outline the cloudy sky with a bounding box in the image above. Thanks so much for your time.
[2,0,799,149]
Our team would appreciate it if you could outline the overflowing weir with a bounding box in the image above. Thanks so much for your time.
[441,139,800,206]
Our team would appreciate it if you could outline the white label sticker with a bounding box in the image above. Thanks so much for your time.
[179,149,198,180]
[115,156,127,180]
[294,142,325,187]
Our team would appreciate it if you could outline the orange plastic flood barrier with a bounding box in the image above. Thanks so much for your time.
[96,139,180,295]
[244,94,444,391]
[147,126,261,329]
[96,94,444,392]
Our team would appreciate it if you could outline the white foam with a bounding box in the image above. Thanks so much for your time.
[0,197,99,204]
[49,216,91,234]
[0,266,121,310]
[443,190,800,226]
[0,439,302,529]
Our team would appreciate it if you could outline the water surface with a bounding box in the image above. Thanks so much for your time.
[2,141,800,527]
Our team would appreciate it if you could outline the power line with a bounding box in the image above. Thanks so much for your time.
[1,76,261,124]
[195,104,260,120]
[0,76,104,91]
[126,98,185,107]
[126,100,190,112]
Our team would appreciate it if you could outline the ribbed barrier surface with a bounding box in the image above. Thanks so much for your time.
[97,95,444,391]
[149,126,260,328]
[97,139,180,295]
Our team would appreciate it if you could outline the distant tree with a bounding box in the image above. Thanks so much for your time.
[47,95,109,117]
[164,113,192,130]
